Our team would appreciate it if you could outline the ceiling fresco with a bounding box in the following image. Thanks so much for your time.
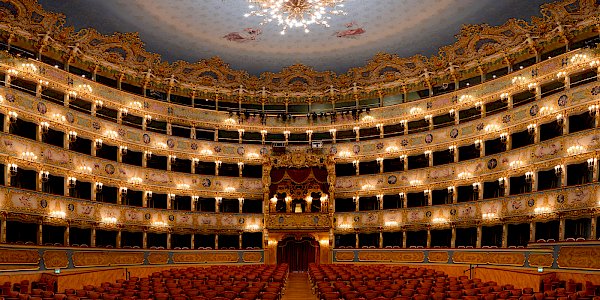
[38,0,555,75]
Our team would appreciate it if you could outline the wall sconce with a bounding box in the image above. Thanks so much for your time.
[399,120,407,130]
[448,145,456,154]
[22,151,38,161]
[95,100,103,109]
[238,197,245,205]
[567,145,584,155]
[482,212,497,220]
[353,126,360,133]
[120,187,128,196]
[260,129,268,136]
[527,124,537,134]
[101,216,117,225]
[423,189,430,197]
[352,196,359,204]
[215,197,223,204]
[68,131,77,143]
[375,123,383,131]
[8,163,17,176]
[499,133,508,144]
[431,217,448,224]
[554,164,564,175]
[424,115,433,122]
[237,161,244,170]
[95,182,103,192]
[285,195,292,202]
[237,128,245,136]
[144,151,152,159]
[283,130,290,138]
[146,191,153,200]
[449,109,455,117]
[500,93,509,101]
[527,82,537,90]
[40,171,49,182]
[534,206,552,214]
[270,195,278,203]
[424,150,432,159]
[588,104,599,116]
[410,180,421,186]
[144,114,152,125]
[94,139,103,149]
[169,155,177,163]
[119,107,128,116]
[306,129,313,136]
[191,158,200,166]
[7,69,18,76]
[21,63,38,72]
[474,139,481,149]
[8,111,18,123]
[40,122,49,133]
[474,101,482,111]
[328,128,336,136]
[498,177,506,188]
[525,172,534,183]
[168,193,175,201]
[120,146,128,155]
[398,192,405,201]
[191,195,199,202]
[130,177,143,184]
[447,186,454,195]
[556,71,567,78]
[399,154,407,162]
[67,177,77,188]
[376,157,384,165]
[556,114,564,126]
[352,160,360,167]
[472,182,480,191]
[587,158,595,170]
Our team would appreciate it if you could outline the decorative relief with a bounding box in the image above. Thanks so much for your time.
[147,252,169,265]
[42,250,69,269]
[267,213,331,230]
[172,252,238,263]
[428,251,449,263]
[452,251,525,266]
[335,251,355,262]
[357,251,425,263]
[528,253,554,267]
[242,252,262,263]
[72,251,144,267]
[0,249,40,265]
[452,251,488,264]
[557,246,600,270]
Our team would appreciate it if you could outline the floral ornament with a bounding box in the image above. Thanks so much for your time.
[425,134,433,144]
[105,164,115,175]
[40,199,48,208]
[144,213,151,220]
[527,199,535,207]
[65,112,75,123]
[487,158,497,170]
[118,128,126,136]
[401,139,409,146]
[238,218,245,224]
[214,146,222,153]
[143,102,150,109]
[353,144,360,154]
[557,95,568,106]
[167,107,173,115]
[591,87,600,96]
[387,175,397,185]
[167,138,175,148]
[202,178,211,187]
[511,200,522,210]
[168,215,175,221]
[353,216,360,222]
[376,142,384,150]
[143,134,151,144]
[37,102,47,114]
[502,115,511,123]
[450,209,457,216]
[425,211,432,217]
[450,128,459,138]
[260,147,269,155]
[5,94,15,102]
[556,194,565,203]
[529,104,539,116]
[68,204,75,211]
[190,143,198,150]
[92,122,101,130]
[329,147,337,155]
[476,123,484,131]
[237,147,245,155]
[426,102,433,109]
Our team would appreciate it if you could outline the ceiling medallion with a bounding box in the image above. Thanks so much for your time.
[244,0,347,35]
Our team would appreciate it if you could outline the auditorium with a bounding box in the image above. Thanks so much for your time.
[0,0,599,299]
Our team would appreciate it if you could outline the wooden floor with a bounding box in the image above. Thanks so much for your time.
[282,272,317,300]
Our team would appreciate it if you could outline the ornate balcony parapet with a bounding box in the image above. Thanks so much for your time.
[0,186,264,232]
[266,213,332,231]
[334,183,599,231]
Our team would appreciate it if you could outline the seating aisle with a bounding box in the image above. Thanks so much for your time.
[282,273,316,300]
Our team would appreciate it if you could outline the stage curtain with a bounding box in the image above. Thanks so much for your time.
[277,237,319,272]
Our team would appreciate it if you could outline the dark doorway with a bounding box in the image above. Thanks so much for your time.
[276,236,319,272]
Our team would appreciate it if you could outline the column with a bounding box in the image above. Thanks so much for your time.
[402,231,407,248]
[142,231,148,249]
[529,221,536,243]
[590,216,597,240]
[559,217,566,241]
[402,194,408,208]
[64,223,70,246]
[239,233,243,249]
[90,226,96,247]
[166,123,172,136]
[37,223,43,245]
[453,110,459,125]
[476,225,482,248]
[451,227,456,248]
[355,233,359,249]
[507,95,513,109]
[379,231,383,248]
[167,232,171,249]
[354,197,359,212]
[426,229,431,248]
[215,234,219,249]
[142,191,148,208]
[427,151,433,167]
[426,190,432,206]
[532,172,538,192]
[377,158,384,174]
[215,161,221,176]
[354,127,360,142]
[166,156,172,171]
[563,114,569,135]
[0,214,6,243]
[191,234,195,249]
[451,187,458,204]
[479,140,485,157]
[116,229,122,248]
[214,129,219,142]
[353,161,360,176]
[452,146,458,162]
[402,155,408,171]
[503,178,510,197]
[238,162,244,177]
[502,223,508,248]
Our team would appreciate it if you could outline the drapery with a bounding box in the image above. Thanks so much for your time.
[276,237,319,272]
[269,167,329,199]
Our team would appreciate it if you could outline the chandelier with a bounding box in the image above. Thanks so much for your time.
[244,0,347,35]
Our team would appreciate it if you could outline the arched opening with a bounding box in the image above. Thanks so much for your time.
[276,236,319,272]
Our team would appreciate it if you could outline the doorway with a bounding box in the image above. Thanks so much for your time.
[276,236,319,272]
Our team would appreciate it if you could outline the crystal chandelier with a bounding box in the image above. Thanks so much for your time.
[244,0,347,35]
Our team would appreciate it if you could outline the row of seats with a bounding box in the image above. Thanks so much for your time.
[308,264,600,300]
[1,264,288,300]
